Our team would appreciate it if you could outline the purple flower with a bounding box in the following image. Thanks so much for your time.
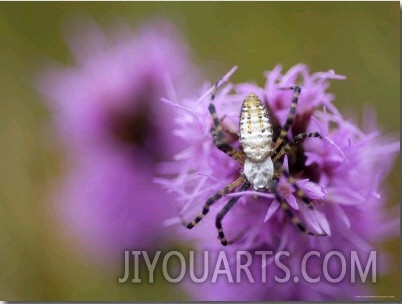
[160,65,399,300]
[263,156,327,223]
[37,17,200,260]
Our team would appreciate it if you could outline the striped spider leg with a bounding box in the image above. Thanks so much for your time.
[182,77,247,245]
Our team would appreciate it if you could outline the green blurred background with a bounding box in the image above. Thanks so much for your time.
[0,2,399,301]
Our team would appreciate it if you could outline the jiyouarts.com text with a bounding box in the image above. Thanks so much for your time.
[118,250,376,284]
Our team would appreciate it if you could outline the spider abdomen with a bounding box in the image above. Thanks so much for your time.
[244,157,274,190]
[239,93,273,162]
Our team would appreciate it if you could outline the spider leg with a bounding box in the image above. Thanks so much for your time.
[273,86,302,151]
[209,80,245,163]
[273,131,322,162]
[216,181,251,246]
[271,179,326,237]
[183,175,246,229]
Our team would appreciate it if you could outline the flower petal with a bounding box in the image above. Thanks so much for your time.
[264,200,280,223]
[286,194,299,210]
[297,180,327,200]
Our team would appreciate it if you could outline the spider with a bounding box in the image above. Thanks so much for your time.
[183,76,327,246]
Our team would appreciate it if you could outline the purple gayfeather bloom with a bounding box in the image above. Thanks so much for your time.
[37,18,199,260]
[160,65,399,300]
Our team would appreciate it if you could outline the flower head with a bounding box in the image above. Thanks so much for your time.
[37,18,199,260]
[160,65,399,300]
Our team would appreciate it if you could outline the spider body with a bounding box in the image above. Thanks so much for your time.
[239,93,273,162]
[240,93,274,190]
[183,77,326,246]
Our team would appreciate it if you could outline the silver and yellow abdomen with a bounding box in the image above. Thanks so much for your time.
[239,93,273,162]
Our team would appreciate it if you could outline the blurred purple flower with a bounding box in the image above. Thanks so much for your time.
[159,65,399,300]
[37,18,200,260]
